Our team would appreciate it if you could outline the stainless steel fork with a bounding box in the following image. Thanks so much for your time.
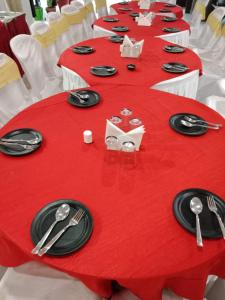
[207,195,225,239]
[38,209,85,256]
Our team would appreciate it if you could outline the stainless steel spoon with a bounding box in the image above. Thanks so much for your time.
[0,137,39,145]
[181,119,220,130]
[190,197,203,247]
[70,92,90,103]
[184,116,222,128]
[32,203,70,255]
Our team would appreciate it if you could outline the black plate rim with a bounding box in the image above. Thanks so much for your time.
[173,188,225,239]
[163,27,180,32]
[169,113,208,136]
[68,89,100,108]
[108,35,124,43]
[72,46,95,54]
[31,199,93,256]
[162,16,177,22]
[90,65,117,77]
[163,45,185,53]
[162,62,188,73]
[112,26,129,32]
[103,17,119,22]
[0,128,42,156]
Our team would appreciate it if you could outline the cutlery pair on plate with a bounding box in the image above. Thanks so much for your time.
[181,116,222,130]
[32,204,85,256]
[190,195,225,247]
[0,137,39,150]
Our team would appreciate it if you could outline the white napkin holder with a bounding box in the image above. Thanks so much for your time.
[136,12,154,26]
[120,35,144,58]
[105,120,145,151]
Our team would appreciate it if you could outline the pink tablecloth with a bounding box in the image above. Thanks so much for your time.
[111,2,184,18]
[0,85,225,300]
[59,36,201,87]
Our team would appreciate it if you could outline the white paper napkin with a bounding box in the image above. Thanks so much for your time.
[105,120,145,151]
[137,12,154,26]
[120,35,144,58]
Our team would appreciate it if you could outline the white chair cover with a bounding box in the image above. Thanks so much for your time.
[93,24,115,38]
[96,6,108,18]
[151,70,200,99]
[0,262,103,300]
[157,30,190,47]
[61,4,89,43]
[61,66,89,90]
[205,96,225,118]
[47,12,74,55]
[206,278,225,299]
[0,53,31,128]
[10,35,62,100]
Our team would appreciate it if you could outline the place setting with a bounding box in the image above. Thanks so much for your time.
[162,27,180,32]
[169,113,222,136]
[173,188,225,247]
[118,7,132,11]
[0,128,42,156]
[103,17,119,22]
[162,62,189,73]
[159,8,172,12]
[161,16,177,22]
[163,45,185,53]
[90,65,118,77]
[108,35,125,43]
[112,26,129,32]
[68,89,101,108]
[165,3,177,7]
[31,199,93,256]
[72,46,95,55]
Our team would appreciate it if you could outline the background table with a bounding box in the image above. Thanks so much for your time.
[0,85,225,300]
[59,36,201,88]
[111,2,184,18]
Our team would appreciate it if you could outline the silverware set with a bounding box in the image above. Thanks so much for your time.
[190,195,225,247]
[181,116,222,130]
[31,204,85,256]
[0,137,40,150]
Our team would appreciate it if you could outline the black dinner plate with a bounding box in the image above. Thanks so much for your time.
[165,3,176,7]
[163,27,180,32]
[68,89,100,108]
[162,62,189,73]
[0,128,42,156]
[90,65,117,77]
[118,7,132,10]
[173,188,225,238]
[159,8,172,12]
[72,46,95,54]
[129,12,139,17]
[31,199,93,256]
[103,17,119,22]
[108,35,124,43]
[112,26,129,32]
[163,45,185,53]
[169,113,208,136]
[162,16,177,22]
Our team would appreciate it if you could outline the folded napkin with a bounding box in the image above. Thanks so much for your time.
[105,119,145,151]
[136,12,154,26]
[120,35,144,58]
[139,0,151,9]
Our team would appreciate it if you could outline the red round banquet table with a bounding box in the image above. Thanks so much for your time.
[59,36,201,88]
[111,1,184,19]
[93,14,189,40]
[0,85,225,300]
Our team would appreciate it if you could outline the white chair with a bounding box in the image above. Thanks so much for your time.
[47,12,74,55]
[95,0,108,18]
[157,30,190,47]
[61,4,88,43]
[0,262,103,300]
[10,35,62,100]
[30,21,62,79]
[0,53,31,127]
[83,0,97,26]
[151,70,200,99]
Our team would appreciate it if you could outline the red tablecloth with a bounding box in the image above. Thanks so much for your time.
[59,36,201,88]
[0,85,225,300]
[111,2,184,18]
[94,14,190,39]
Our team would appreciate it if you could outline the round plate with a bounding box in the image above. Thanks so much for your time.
[163,45,185,53]
[108,35,124,43]
[90,65,117,77]
[165,3,176,7]
[159,8,172,12]
[169,113,208,136]
[0,128,42,156]
[173,188,225,238]
[72,46,95,54]
[129,12,139,17]
[31,199,93,256]
[118,7,132,11]
[68,89,100,108]
[103,17,119,22]
[112,26,129,32]
[163,27,180,32]
[162,16,177,22]
[162,62,188,73]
